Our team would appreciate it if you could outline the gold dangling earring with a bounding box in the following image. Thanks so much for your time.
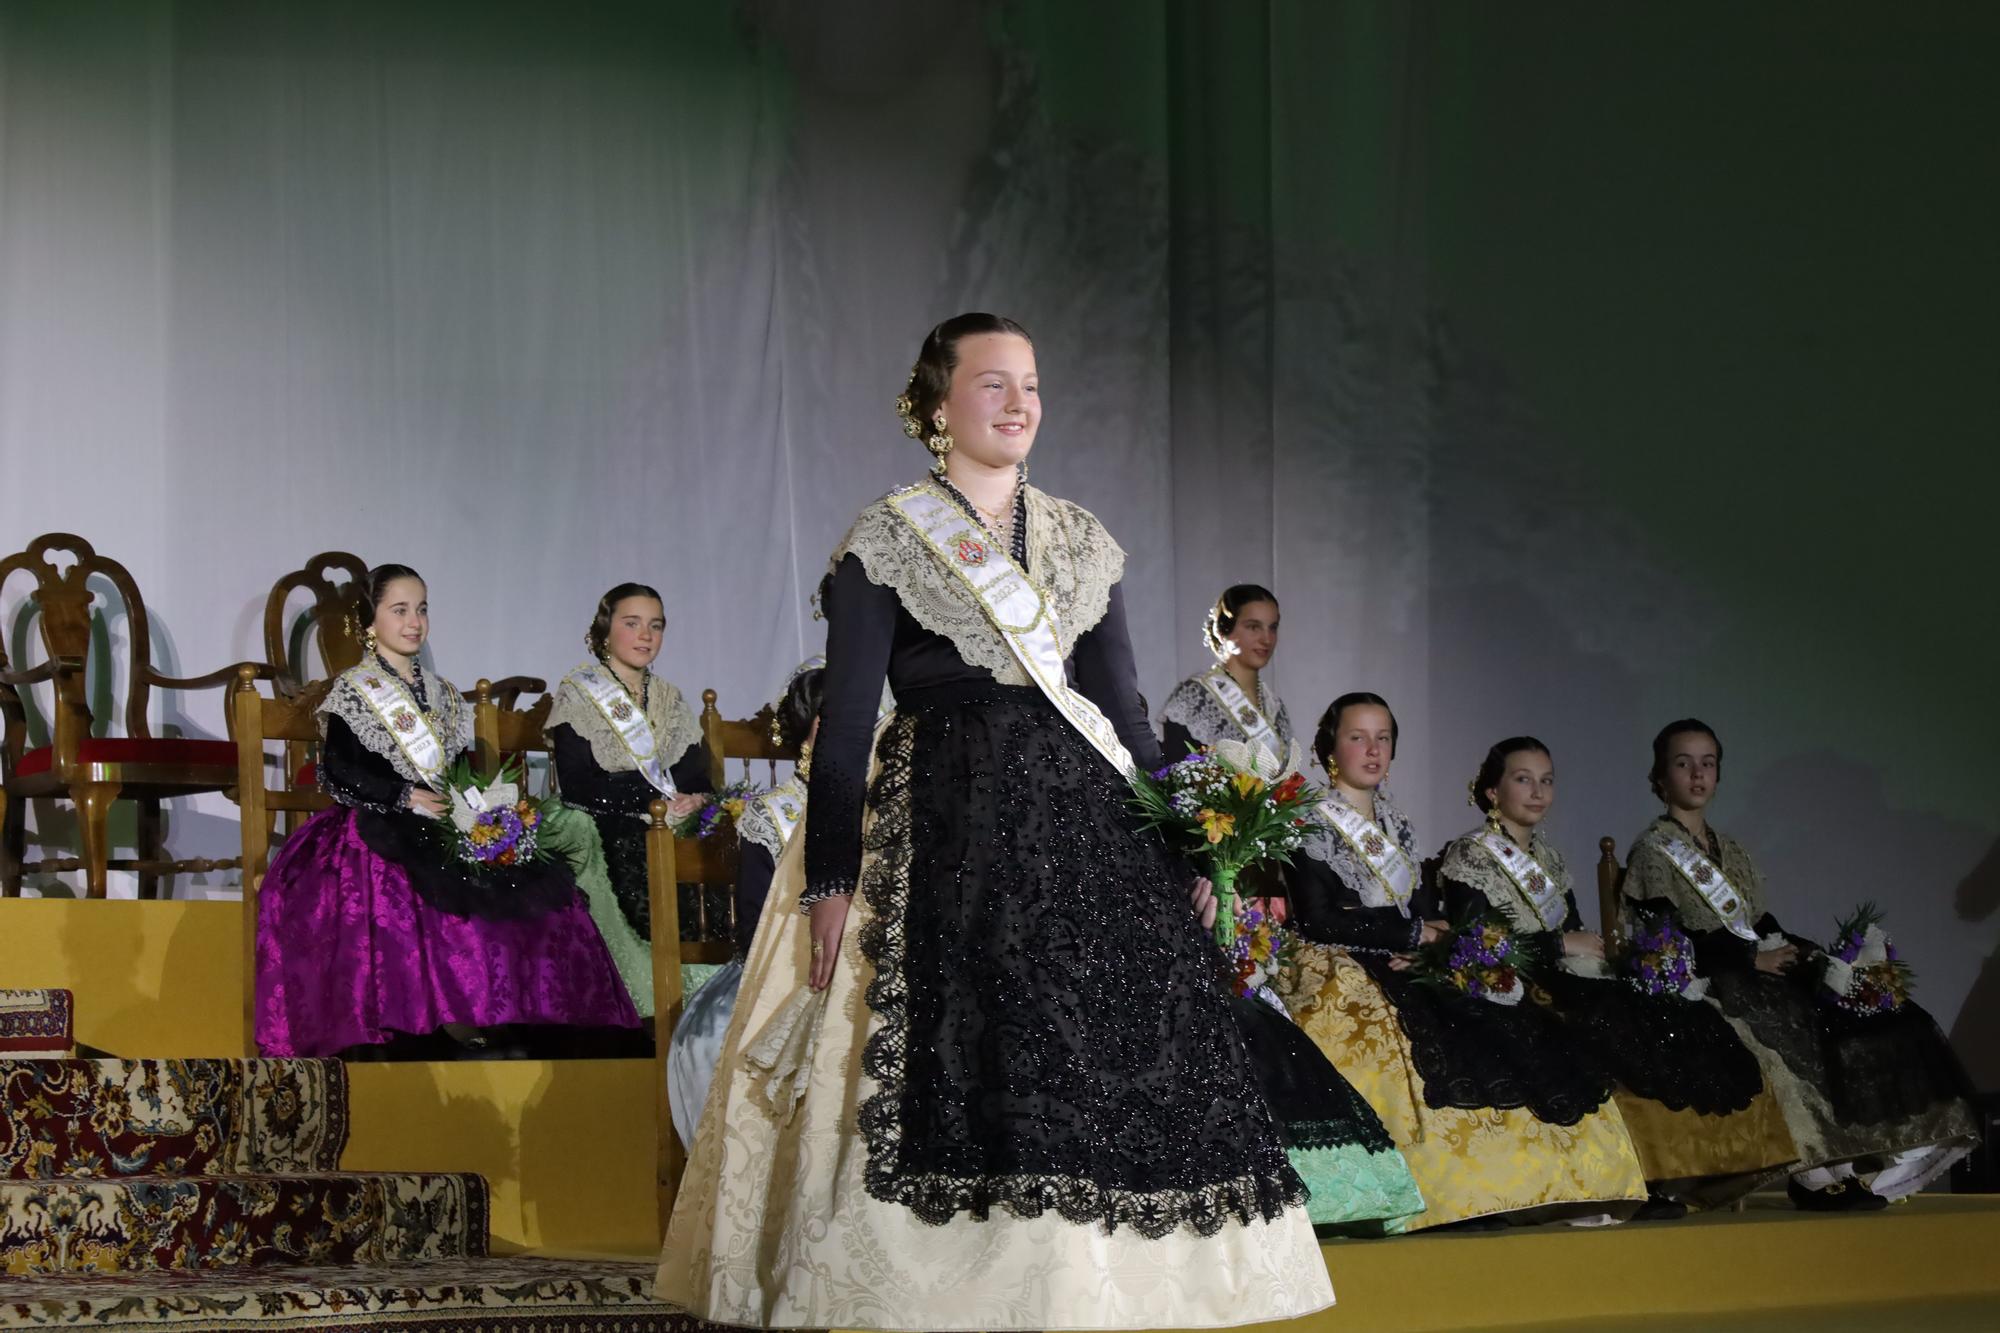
[363,625,378,656]
[1325,760,1341,788]
[796,738,814,781]
[1485,805,1504,833]
[926,412,954,466]
[768,712,785,747]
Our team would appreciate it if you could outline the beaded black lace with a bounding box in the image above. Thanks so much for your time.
[854,688,1303,1237]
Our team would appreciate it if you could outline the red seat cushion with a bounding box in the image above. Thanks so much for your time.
[294,761,318,789]
[16,738,238,778]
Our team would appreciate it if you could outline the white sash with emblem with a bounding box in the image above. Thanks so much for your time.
[1199,666,1281,769]
[753,780,806,850]
[1649,830,1758,941]
[565,663,677,798]
[1314,796,1416,915]
[1476,830,1569,930]
[352,668,447,790]
[886,485,1135,780]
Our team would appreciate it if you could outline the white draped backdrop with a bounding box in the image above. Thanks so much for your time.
[3,1,1995,1078]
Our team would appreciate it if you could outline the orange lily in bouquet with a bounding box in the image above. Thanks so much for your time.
[1130,739,1319,954]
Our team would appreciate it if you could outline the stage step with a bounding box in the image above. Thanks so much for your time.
[0,1170,487,1274]
[0,991,72,1057]
[0,1255,696,1329]
[1,1057,346,1178]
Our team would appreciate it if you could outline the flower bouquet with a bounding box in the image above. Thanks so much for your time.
[1617,911,1707,1001]
[435,756,547,871]
[1129,741,1317,951]
[668,780,760,840]
[1415,907,1532,1006]
[1819,902,1913,1015]
[1229,898,1287,1000]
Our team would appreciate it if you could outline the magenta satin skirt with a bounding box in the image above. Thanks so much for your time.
[254,807,639,1056]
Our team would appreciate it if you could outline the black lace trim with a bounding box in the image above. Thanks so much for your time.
[1364,956,1616,1127]
[852,713,1302,1239]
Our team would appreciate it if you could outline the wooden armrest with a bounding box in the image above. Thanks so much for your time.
[485,675,547,710]
[0,654,83,687]
[144,661,277,692]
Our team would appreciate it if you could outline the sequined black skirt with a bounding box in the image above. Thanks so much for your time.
[1542,970,1763,1116]
[1362,956,1616,1126]
[854,681,1304,1237]
[1707,967,1975,1127]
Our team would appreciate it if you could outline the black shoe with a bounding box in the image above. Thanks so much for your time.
[1789,1177,1888,1212]
[1635,1195,1688,1221]
[1840,1181,1889,1211]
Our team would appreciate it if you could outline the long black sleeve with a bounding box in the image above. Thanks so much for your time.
[1162,719,1200,764]
[318,715,412,813]
[550,723,655,816]
[670,740,715,796]
[1288,853,1424,953]
[803,554,897,904]
[1070,584,1164,775]
[551,723,713,816]
[735,841,776,955]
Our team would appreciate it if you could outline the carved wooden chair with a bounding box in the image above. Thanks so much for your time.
[264,551,370,697]
[0,534,274,898]
[470,678,554,782]
[231,667,338,1051]
[699,687,790,789]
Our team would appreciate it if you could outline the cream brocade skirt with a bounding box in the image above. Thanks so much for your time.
[1275,943,1648,1233]
[653,812,1334,1330]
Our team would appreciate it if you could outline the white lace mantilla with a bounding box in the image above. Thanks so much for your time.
[830,482,1126,685]
[545,664,702,775]
[316,663,470,785]
[1161,670,1295,753]
[1440,827,1574,934]
[1303,786,1419,904]
[1622,817,1769,930]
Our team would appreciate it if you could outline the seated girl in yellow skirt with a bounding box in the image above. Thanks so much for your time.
[1436,735,1795,1212]
[1273,693,1647,1231]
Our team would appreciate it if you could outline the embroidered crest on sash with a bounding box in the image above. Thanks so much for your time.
[1649,829,1758,941]
[1476,829,1568,931]
[1197,666,1282,771]
[348,668,447,789]
[1314,796,1416,915]
[564,663,677,799]
[886,484,1135,779]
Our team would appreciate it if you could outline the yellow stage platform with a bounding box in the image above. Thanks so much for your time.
[8,899,2000,1333]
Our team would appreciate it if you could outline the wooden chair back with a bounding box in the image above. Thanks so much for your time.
[648,796,741,1231]
[699,688,793,788]
[264,552,369,697]
[0,534,143,758]
[1,533,271,897]
[471,680,554,782]
[232,666,337,1051]
[1597,836,1627,951]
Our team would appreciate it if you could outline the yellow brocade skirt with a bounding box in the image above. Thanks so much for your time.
[1275,943,1648,1233]
[1612,1085,1797,1208]
[654,810,1334,1330]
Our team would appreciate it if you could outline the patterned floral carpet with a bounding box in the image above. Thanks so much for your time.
[0,1255,707,1330]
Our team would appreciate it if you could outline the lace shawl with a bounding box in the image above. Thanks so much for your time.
[316,663,469,785]
[544,664,702,774]
[829,481,1126,685]
[738,777,806,860]
[1623,816,1769,927]
[1439,827,1573,933]
[1160,668,1295,753]
[1303,786,1419,910]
